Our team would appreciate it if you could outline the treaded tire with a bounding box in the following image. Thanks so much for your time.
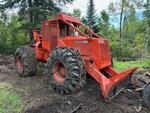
[46,47,86,94]
[143,82,150,109]
[14,46,38,77]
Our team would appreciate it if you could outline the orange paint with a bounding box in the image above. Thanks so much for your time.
[31,13,138,100]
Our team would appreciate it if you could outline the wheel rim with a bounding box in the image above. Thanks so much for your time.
[52,61,66,84]
[15,56,24,73]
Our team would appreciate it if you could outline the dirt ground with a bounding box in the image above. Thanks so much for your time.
[0,54,150,113]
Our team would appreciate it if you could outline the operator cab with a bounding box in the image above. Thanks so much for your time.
[59,20,79,38]
[41,19,82,51]
[41,14,104,52]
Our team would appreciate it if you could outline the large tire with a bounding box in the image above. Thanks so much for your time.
[46,47,86,94]
[14,46,38,77]
[143,82,150,109]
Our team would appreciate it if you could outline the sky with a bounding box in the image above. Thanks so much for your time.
[63,0,117,16]
[63,0,144,27]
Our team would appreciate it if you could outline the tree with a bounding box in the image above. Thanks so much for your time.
[108,0,146,58]
[85,0,98,33]
[0,20,11,53]
[0,14,30,54]
[119,0,125,52]
[119,0,143,47]
[120,1,149,59]
[0,0,74,40]
[72,9,81,19]
[98,10,109,38]
[143,0,150,57]
[81,17,88,25]
[122,5,137,43]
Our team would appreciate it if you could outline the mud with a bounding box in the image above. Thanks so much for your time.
[0,54,150,113]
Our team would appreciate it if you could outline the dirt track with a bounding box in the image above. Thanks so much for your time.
[0,54,150,113]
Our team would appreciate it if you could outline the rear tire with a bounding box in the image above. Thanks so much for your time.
[46,47,86,94]
[14,46,38,77]
[143,82,150,109]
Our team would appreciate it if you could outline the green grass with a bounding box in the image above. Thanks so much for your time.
[114,59,150,72]
[0,83,21,113]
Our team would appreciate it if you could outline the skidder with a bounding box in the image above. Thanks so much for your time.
[15,14,137,101]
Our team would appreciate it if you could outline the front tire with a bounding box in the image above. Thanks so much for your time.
[46,47,86,94]
[14,46,38,77]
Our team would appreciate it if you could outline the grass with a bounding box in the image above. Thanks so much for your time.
[113,59,150,72]
[0,83,21,113]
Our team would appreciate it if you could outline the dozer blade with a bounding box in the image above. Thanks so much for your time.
[106,67,137,101]
[87,64,138,102]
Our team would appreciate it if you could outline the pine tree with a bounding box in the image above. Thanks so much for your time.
[86,0,98,33]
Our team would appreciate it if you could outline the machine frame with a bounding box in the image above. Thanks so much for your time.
[31,13,137,101]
